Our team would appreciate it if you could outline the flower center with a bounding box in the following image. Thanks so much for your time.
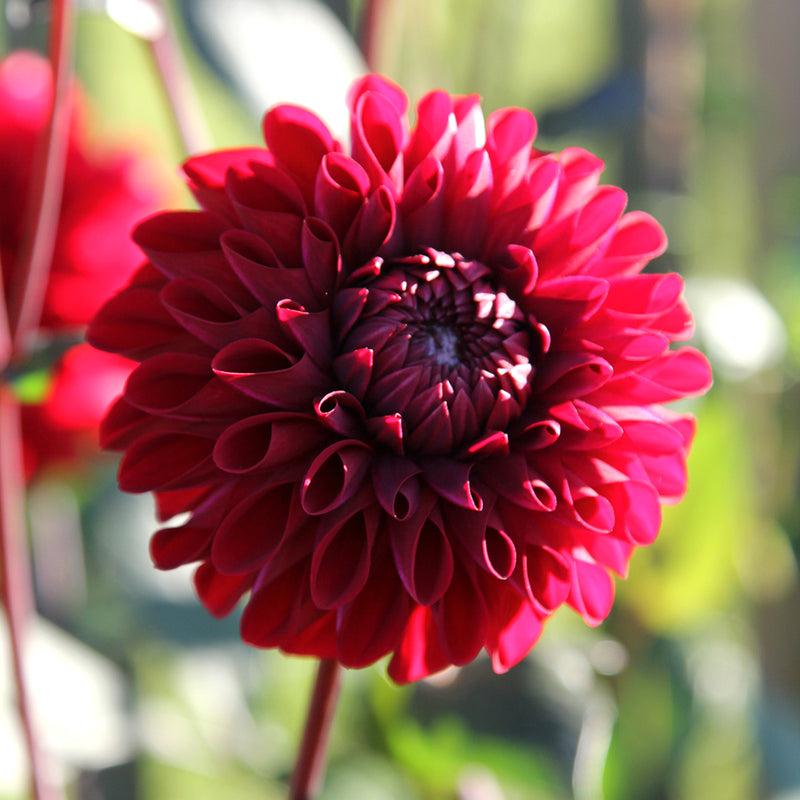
[422,323,462,368]
[334,248,542,454]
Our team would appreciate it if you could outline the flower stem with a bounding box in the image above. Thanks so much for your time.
[0,388,63,800]
[8,0,74,355]
[360,0,387,71]
[145,0,212,156]
[288,659,342,800]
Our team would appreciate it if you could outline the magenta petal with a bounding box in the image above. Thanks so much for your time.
[568,558,615,626]
[522,545,571,613]
[401,156,445,249]
[605,480,662,545]
[387,605,449,684]
[314,153,369,239]
[350,89,406,192]
[487,597,544,674]
[405,89,454,173]
[263,103,336,201]
[494,245,538,297]
[301,440,372,515]
[444,149,493,256]
[301,217,341,301]
[535,351,613,401]
[310,506,377,609]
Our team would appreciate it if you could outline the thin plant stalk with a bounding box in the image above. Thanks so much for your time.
[360,0,387,71]
[288,659,343,800]
[0,2,74,798]
[8,0,75,354]
[0,389,63,800]
[145,0,212,155]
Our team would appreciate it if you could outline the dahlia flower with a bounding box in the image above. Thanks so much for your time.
[89,74,711,682]
[0,51,159,474]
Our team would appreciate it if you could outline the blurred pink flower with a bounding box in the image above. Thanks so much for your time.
[90,75,712,682]
[0,51,160,475]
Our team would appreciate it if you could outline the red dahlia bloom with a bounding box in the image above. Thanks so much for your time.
[89,75,712,682]
[0,51,158,475]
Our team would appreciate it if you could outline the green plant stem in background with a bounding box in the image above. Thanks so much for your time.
[0,2,74,798]
[8,0,74,357]
[360,0,386,70]
[289,659,343,800]
[0,389,65,800]
[138,0,212,155]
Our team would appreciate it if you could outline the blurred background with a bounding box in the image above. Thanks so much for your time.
[1,0,799,798]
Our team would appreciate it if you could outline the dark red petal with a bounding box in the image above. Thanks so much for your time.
[373,455,421,521]
[118,432,216,493]
[211,483,295,574]
[276,300,332,366]
[314,391,366,437]
[389,500,454,606]
[336,548,410,668]
[310,505,378,609]
[301,440,372,515]
[88,285,185,359]
[420,458,482,510]
[183,147,268,220]
[212,338,330,408]
[434,562,489,666]
[193,561,253,618]
[213,413,324,474]
[221,230,316,316]
[150,523,213,569]
[479,454,557,512]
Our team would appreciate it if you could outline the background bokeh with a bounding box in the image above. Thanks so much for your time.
[2,0,799,798]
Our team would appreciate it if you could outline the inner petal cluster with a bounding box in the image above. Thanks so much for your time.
[335,248,539,455]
